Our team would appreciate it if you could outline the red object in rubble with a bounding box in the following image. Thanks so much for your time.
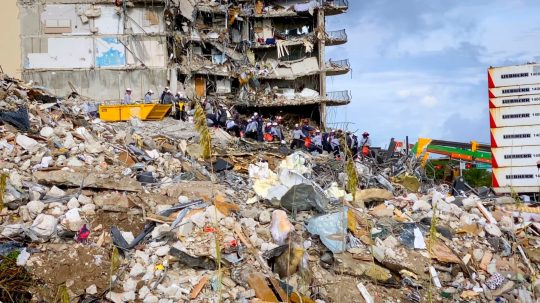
[203,226,216,233]
[76,224,90,243]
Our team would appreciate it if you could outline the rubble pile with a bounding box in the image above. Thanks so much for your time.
[0,73,539,303]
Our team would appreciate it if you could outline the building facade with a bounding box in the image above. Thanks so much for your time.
[19,0,350,127]
[488,63,540,194]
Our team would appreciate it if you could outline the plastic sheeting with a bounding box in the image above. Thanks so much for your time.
[294,0,320,13]
[280,183,328,213]
[307,208,348,253]
[0,108,30,131]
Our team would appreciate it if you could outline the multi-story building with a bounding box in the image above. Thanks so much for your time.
[488,63,540,194]
[18,0,351,127]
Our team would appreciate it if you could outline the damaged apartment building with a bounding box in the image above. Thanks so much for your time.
[18,0,350,126]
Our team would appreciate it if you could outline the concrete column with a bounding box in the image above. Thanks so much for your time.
[317,8,327,129]
[169,68,177,94]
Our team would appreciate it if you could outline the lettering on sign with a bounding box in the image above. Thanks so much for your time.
[501,73,529,79]
[501,113,530,119]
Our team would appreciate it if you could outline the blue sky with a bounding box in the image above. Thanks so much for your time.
[325,0,540,147]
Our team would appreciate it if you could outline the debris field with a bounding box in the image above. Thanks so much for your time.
[0,73,539,303]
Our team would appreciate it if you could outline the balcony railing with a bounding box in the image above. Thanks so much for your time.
[326,90,351,101]
[322,0,349,8]
[326,59,350,69]
[327,29,347,41]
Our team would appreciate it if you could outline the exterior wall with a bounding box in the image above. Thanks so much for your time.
[19,2,167,101]
[0,0,22,77]
[22,68,168,101]
[21,4,166,70]
[489,64,540,194]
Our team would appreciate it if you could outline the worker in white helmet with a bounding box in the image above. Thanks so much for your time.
[160,87,169,103]
[122,88,133,104]
[144,90,154,104]
[290,123,305,149]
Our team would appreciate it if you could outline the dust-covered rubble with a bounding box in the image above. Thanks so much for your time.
[0,73,539,303]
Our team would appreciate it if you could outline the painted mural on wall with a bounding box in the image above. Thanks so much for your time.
[95,37,125,67]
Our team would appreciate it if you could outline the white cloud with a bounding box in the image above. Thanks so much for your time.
[420,95,438,107]
[324,0,540,146]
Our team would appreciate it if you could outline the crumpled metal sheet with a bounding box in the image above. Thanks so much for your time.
[0,107,30,131]
[280,183,328,213]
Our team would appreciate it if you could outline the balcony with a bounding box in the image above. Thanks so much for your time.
[325,90,351,105]
[232,87,352,107]
[325,59,350,76]
[321,0,349,16]
[326,29,347,46]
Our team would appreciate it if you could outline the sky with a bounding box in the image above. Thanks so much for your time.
[325,0,540,147]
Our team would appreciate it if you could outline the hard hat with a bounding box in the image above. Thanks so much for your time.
[165,86,169,90]
[254,112,259,116]
[126,88,132,91]
[315,129,320,133]
[148,90,153,94]
[295,123,299,127]
[267,122,271,126]
[272,122,277,126]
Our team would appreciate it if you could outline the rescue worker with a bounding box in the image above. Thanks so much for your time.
[322,131,332,153]
[310,130,323,153]
[204,99,214,115]
[175,92,188,121]
[143,90,153,104]
[254,113,264,142]
[245,118,259,140]
[122,88,133,104]
[226,119,241,137]
[270,122,283,141]
[330,132,341,158]
[162,90,173,104]
[290,124,306,149]
[301,119,314,137]
[264,122,273,141]
[360,132,372,157]
[352,134,359,159]
[217,105,228,128]
[346,131,353,150]
[159,87,169,103]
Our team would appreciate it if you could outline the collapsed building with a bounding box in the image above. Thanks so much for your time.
[18,0,351,127]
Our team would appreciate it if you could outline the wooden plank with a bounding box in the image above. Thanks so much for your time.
[234,224,272,274]
[476,202,497,224]
[190,276,208,299]
[146,213,174,224]
[247,273,279,303]
[268,277,288,302]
